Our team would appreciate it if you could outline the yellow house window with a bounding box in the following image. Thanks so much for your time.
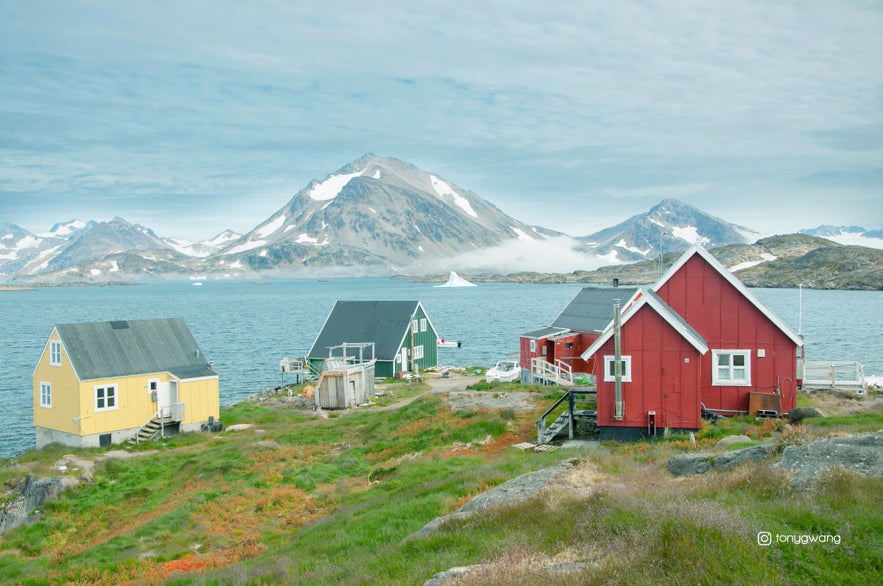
[40,382,52,408]
[95,385,118,411]
[50,341,62,366]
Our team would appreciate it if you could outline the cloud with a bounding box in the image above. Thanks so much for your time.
[1,1,882,239]
[433,235,615,274]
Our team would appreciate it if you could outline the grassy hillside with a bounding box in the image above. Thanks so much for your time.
[1,379,881,585]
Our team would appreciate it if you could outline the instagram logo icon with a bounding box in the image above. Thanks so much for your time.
[757,531,773,546]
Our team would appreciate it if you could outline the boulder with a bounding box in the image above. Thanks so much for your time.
[667,453,714,477]
[714,435,753,450]
[787,407,826,424]
[713,444,776,471]
[1,475,75,534]
[773,431,883,487]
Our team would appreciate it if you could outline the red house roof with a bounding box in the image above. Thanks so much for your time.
[581,290,709,360]
[652,244,803,348]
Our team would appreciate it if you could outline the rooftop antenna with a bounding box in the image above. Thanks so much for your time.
[798,283,803,336]
[658,231,669,277]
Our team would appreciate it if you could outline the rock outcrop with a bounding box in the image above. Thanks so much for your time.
[773,431,883,487]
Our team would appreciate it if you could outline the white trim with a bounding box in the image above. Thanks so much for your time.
[653,244,804,347]
[39,381,52,408]
[581,291,709,360]
[711,349,752,386]
[49,340,62,366]
[175,374,220,383]
[603,355,632,382]
[530,339,537,352]
[94,384,119,412]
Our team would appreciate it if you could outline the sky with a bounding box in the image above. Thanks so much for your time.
[1,0,882,241]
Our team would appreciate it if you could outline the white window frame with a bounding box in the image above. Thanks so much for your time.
[50,341,62,366]
[39,382,52,408]
[603,355,633,382]
[95,384,119,412]
[420,318,427,333]
[530,339,537,352]
[413,345,424,359]
[712,350,751,386]
[412,319,418,334]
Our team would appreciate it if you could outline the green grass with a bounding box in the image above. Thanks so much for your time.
[1,390,881,585]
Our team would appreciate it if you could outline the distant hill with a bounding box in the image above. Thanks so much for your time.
[799,225,883,250]
[473,234,882,290]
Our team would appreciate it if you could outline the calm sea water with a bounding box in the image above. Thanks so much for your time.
[1,279,880,459]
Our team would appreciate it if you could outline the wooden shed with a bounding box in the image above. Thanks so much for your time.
[315,343,376,409]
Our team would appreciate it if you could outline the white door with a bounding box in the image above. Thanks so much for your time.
[157,381,171,416]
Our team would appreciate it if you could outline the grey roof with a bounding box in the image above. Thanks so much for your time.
[521,326,570,339]
[56,318,217,381]
[551,287,639,333]
[308,300,422,361]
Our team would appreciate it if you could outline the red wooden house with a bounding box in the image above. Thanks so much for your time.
[580,245,803,441]
[520,287,639,384]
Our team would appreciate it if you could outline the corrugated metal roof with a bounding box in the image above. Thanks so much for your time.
[521,326,570,339]
[308,300,420,361]
[552,287,639,333]
[56,318,217,381]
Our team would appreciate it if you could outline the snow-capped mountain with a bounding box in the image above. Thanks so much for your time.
[39,219,97,239]
[0,221,95,276]
[5,155,876,284]
[36,217,177,275]
[165,230,242,258]
[579,199,759,262]
[799,225,883,250]
[215,154,559,272]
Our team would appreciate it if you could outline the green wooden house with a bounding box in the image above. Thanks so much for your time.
[307,300,439,378]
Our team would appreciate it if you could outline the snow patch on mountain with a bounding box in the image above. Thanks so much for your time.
[430,175,478,218]
[729,253,778,272]
[615,238,651,256]
[255,215,287,238]
[40,220,89,238]
[308,169,367,201]
[671,226,709,245]
[512,227,534,241]
[295,233,319,245]
[224,240,267,255]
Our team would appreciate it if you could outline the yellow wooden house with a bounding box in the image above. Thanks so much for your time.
[33,318,219,448]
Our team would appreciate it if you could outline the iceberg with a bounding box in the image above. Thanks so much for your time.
[436,271,477,288]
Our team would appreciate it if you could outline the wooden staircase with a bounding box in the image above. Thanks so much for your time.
[130,415,170,444]
[536,388,598,444]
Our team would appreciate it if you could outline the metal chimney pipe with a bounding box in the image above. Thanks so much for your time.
[613,299,624,421]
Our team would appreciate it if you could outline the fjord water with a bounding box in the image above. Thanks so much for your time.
[1,279,880,460]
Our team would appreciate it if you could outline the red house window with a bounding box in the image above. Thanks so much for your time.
[712,350,751,386]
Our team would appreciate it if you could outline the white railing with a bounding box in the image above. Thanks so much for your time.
[530,357,574,385]
[803,361,867,394]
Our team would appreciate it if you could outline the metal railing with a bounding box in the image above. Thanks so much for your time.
[536,388,597,444]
